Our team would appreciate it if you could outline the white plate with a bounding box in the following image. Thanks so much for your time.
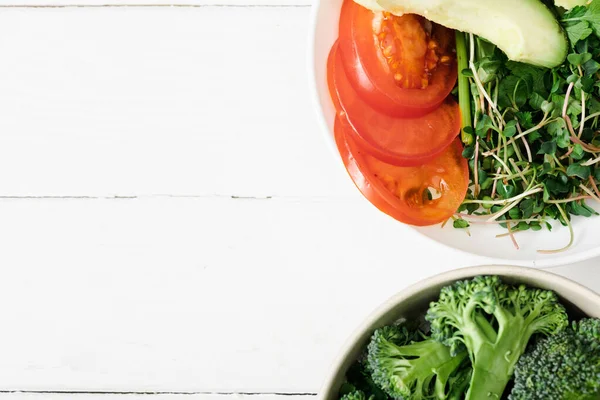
[307,0,600,268]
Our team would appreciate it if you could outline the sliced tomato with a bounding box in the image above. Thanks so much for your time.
[335,117,469,226]
[328,41,460,166]
[338,0,457,117]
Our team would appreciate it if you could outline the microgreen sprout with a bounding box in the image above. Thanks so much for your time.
[454,5,600,251]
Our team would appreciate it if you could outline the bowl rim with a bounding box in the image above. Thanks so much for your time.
[317,264,600,400]
[306,0,600,268]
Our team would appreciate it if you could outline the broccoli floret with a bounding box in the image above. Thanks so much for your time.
[578,317,600,341]
[367,325,469,400]
[341,361,389,400]
[509,318,600,400]
[340,389,374,400]
[425,276,568,400]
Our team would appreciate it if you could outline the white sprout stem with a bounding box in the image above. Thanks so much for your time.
[487,199,522,222]
[588,176,600,199]
[577,63,586,138]
[565,116,600,154]
[503,133,509,173]
[493,77,499,109]
[582,154,600,166]
[559,147,574,161]
[474,140,480,196]
[579,184,600,202]
[468,34,503,124]
[512,139,524,163]
[563,82,574,118]
[482,115,551,157]
[492,166,532,182]
[490,152,513,176]
[579,91,586,138]
[471,85,481,129]
[509,159,529,186]
[497,230,525,238]
[553,154,566,170]
[505,222,520,250]
[463,186,543,205]
[468,33,485,126]
[583,111,600,124]
[537,204,574,254]
[491,166,502,198]
[516,122,533,163]
[547,195,593,204]
[488,84,503,130]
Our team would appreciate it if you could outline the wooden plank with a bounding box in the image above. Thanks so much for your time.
[0,196,488,392]
[0,394,315,400]
[0,3,596,396]
[0,2,311,6]
[0,197,594,392]
[0,7,335,198]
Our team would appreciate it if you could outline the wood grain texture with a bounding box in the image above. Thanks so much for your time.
[0,7,328,198]
[0,395,315,400]
[0,1,310,6]
[0,196,486,392]
[0,196,593,392]
[0,3,596,397]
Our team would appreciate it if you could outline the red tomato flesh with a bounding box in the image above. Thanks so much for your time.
[328,41,461,166]
[338,0,457,117]
[334,117,469,226]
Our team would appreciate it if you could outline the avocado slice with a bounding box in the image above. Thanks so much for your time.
[371,0,568,68]
[555,0,588,9]
[353,0,384,12]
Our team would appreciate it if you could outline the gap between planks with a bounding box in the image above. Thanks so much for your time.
[0,4,311,7]
[0,195,347,200]
[0,393,317,400]
[0,391,316,395]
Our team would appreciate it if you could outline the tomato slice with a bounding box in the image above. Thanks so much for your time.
[338,0,457,117]
[335,117,469,226]
[328,41,460,166]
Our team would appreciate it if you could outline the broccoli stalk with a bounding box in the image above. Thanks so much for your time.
[447,367,471,400]
[426,276,568,400]
[509,318,600,400]
[367,325,469,400]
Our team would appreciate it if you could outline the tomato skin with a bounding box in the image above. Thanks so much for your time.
[334,118,469,227]
[338,0,457,118]
[328,42,460,167]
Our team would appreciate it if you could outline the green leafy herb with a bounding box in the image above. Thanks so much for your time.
[454,7,600,252]
[453,219,470,229]
[567,163,591,180]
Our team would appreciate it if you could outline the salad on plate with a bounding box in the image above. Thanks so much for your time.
[327,0,600,252]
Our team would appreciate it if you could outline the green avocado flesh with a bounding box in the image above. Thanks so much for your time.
[555,0,588,9]
[355,0,569,68]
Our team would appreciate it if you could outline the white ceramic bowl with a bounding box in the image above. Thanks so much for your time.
[308,0,600,268]
[317,265,600,400]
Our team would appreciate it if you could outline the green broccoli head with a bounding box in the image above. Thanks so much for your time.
[340,390,374,400]
[367,325,468,400]
[427,275,501,355]
[577,317,600,341]
[341,360,389,400]
[509,318,600,400]
[503,283,570,336]
[425,276,569,400]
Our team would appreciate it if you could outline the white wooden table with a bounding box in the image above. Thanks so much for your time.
[0,1,597,399]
